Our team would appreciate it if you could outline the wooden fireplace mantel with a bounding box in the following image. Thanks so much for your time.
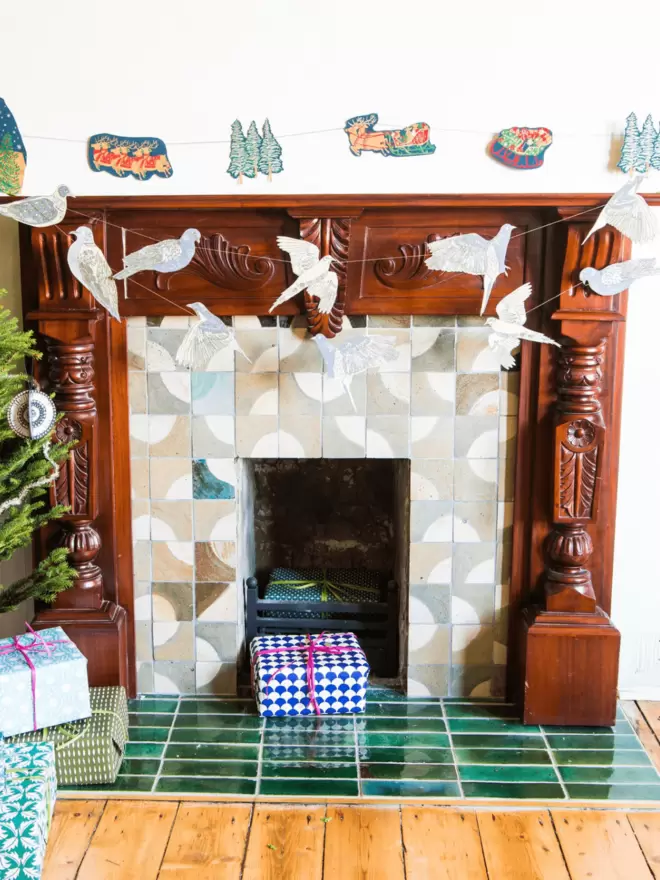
[11,192,644,725]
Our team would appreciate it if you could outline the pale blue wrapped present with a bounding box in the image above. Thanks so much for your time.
[0,627,91,737]
[0,732,4,791]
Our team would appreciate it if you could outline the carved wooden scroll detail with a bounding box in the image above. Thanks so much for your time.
[373,234,442,289]
[157,233,275,291]
[299,218,352,338]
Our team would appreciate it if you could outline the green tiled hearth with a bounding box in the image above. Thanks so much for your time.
[60,689,660,802]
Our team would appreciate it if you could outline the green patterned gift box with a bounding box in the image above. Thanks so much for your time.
[0,743,56,880]
[8,686,128,787]
[264,567,381,619]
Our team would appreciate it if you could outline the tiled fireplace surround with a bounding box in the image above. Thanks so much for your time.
[128,313,518,698]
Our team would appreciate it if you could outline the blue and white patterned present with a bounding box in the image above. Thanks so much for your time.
[0,627,91,737]
[264,567,381,619]
[250,632,370,717]
[0,732,4,791]
[0,743,57,880]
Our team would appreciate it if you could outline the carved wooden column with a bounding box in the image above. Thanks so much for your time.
[522,219,627,726]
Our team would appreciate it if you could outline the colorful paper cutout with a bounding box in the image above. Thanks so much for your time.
[0,98,27,195]
[618,113,660,173]
[489,126,553,169]
[344,113,435,157]
[87,133,173,180]
[227,118,283,183]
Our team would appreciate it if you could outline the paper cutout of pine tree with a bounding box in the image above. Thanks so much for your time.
[637,114,657,173]
[0,132,22,196]
[258,118,283,181]
[245,121,262,179]
[651,129,660,171]
[227,119,249,184]
[618,112,640,173]
[0,290,75,614]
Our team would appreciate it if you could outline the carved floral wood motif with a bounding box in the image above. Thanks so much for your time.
[11,193,647,722]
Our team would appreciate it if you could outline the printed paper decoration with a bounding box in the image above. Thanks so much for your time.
[227,118,283,183]
[344,113,436,157]
[489,126,553,169]
[0,98,27,195]
[87,133,173,180]
[582,175,657,244]
[271,236,339,314]
[618,113,660,173]
[579,258,660,296]
[175,303,250,369]
[486,283,560,370]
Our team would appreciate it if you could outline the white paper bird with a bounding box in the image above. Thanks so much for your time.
[67,226,120,321]
[579,258,660,296]
[175,302,250,369]
[0,185,72,227]
[314,334,398,411]
[114,228,201,280]
[582,176,657,245]
[270,236,338,313]
[425,224,515,315]
[486,283,560,370]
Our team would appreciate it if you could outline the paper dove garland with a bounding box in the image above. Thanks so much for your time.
[0,185,72,227]
[579,258,660,296]
[175,302,250,369]
[425,224,515,315]
[583,176,657,245]
[270,236,339,314]
[66,226,120,321]
[114,228,201,280]
[486,283,560,370]
[314,334,398,411]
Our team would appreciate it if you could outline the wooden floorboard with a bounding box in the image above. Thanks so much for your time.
[42,800,106,880]
[324,805,406,880]
[242,804,325,880]
[622,701,660,772]
[477,810,570,879]
[401,806,488,879]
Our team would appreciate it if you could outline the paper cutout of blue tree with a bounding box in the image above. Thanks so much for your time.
[0,98,27,195]
[258,118,283,181]
[637,115,657,173]
[618,112,640,173]
[651,130,660,171]
[245,121,262,180]
[227,119,250,184]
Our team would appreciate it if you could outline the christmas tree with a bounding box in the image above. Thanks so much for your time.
[0,132,22,196]
[651,130,660,171]
[245,121,262,179]
[618,112,640,173]
[0,290,75,614]
[258,118,283,181]
[227,119,249,184]
[638,114,657,172]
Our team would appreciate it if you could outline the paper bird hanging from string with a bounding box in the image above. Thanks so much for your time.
[486,283,560,370]
[0,185,72,227]
[425,224,515,315]
[175,303,250,370]
[579,258,660,296]
[314,334,398,411]
[67,226,120,321]
[583,176,657,245]
[114,228,201,280]
[270,237,339,314]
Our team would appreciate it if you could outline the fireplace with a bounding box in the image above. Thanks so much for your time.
[18,194,635,726]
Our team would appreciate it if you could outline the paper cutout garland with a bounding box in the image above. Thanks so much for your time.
[0,98,27,195]
[87,133,173,180]
[489,126,553,169]
[227,118,283,183]
[618,113,660,173]
[344,113,435,157]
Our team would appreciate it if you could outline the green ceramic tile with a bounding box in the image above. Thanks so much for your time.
[448,719,540,734]
[264,730,355,747]
[564,783,660,802]
[61,775,155,794]
[156,776,257,795]
[128,698,178,713]
[546,734,640,750]
[361,780,461,798]
[128,713,174,728]
[119,758,162,776]
[444,703,518,719]
[357,747,454,764]
[261,762,357,779]
[455,748,552,766]
[554,749,653,767]
[259,779,359,797]
[559,766,660,785]
[361,763,457,781]
[451,734,545,750]
[124,742,165,759]
[161,759,258,777]
[165,743,259,761]
[265,716,354,732]
[262,746,356,763]
[174,713,263,729]
[461,782,566,800]
[366,688,429,702]
[542,721,634,735]
[177,699,257,715]
[458,765,559,783]
[367,703,445,718]
[169,728,261,744]
[357,717,447,734]
[357,733,450,748]
[128,727,170,742]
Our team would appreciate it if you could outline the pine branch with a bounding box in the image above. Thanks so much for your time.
[0,548,76,613]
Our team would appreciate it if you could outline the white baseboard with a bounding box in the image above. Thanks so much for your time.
[619,686,660,702]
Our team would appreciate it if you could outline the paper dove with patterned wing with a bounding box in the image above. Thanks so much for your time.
[270,236,338,313]
[486,283,560,370]
[582,176,657,244]
[175,302,250,369]
[579,258,660,296]
[425,224,515,315]
[0,185,71,227]
[67,226,120,321]
[314,334,398,411]
[114,228,201,280]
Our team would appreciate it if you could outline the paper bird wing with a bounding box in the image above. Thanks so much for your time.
[426,234,487,274]
[124,239,182,270]
[606,193,658,244]
[337,335,398,376]
[488,332,519,370]
[307,271,338,314]
[76,245,120,320]
[495,283,533,326]
[175,320,234,369]
[1,196,55,224]
[601,258,657,287]
[276,236,320,275]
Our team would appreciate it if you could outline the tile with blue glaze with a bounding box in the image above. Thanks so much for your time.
[192,373,235,415]
[192,460,236,499]
[565,783,660,801]
[361,779,460,798]
[458,764,559,783]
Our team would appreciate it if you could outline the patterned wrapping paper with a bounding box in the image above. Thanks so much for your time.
[0,733,4,791]
[250,632,370,717]
[0,627,91,737]
[8,686,128,787]
[0,743,57,880]
[264,567,382,619]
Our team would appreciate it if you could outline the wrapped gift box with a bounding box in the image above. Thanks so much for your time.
[264,567,381,619]
[0,732,4,791]
[0,743,57,879]
[0,627,91,737]
[8,686,128,786]
[250,632,370,717]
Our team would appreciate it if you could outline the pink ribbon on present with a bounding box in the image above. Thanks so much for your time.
[0,623,69,731]
[251,632,360,716]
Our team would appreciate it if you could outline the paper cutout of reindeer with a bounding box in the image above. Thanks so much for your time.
[344,113,436,158]
[88,133,173,180]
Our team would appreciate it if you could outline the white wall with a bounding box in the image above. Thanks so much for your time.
[0,0,658,689]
